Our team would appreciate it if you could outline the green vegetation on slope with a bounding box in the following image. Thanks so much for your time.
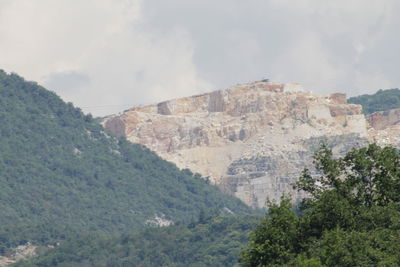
[241,144,400,266]
[348,88,400,114]
[0,70,249,252]
[16,213,261,267]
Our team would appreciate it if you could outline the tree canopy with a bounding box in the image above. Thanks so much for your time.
[16,214,262,267]
[0,70,250,252]
[348,88,400,114]
[241,144,400,266]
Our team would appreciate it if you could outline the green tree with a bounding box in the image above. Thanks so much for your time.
[16,215,262,267]
[240,198,300,267]
[240,144,400,266]
[296,143,400,207]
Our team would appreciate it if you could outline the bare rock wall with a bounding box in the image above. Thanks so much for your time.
[104,81,374,207]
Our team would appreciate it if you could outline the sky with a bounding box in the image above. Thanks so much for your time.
[0,0,399,116]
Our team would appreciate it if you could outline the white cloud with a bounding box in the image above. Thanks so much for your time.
[0,0,139,76]
[0,0,399,115]
[271,30,344,93]
[352,71,392,96]
[0,0,212,115]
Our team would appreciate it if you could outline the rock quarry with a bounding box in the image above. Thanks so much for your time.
[103,81,399,208]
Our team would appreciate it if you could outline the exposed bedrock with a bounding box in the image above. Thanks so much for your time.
[103,81,395,207]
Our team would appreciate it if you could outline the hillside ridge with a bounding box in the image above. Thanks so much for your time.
[0,70,249,251]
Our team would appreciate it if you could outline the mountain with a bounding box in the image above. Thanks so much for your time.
[104,82,400,208]
[103,81,371,207]
[0,70,250,252]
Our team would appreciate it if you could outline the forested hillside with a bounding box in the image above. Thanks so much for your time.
[0,70,249,252]
[16,214,261,266]
[348,88,400,114]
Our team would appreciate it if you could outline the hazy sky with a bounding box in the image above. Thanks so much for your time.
[0,0,399,115]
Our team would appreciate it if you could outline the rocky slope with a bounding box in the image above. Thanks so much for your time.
[367,108,400,147]
[103,81,388,207]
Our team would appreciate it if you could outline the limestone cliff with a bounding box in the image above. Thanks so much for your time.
[367,108,400,147]
[104,81,370,207]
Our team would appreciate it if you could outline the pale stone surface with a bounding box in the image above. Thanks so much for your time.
[146,214,174,227]
[103,81,374,207]
[367,109,400,147]
[0,243,37,267]
[367,109,400,130]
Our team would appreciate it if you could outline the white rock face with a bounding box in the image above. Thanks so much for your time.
[283,83,304,92]
[104,81,371,207]
[367,109,400,146]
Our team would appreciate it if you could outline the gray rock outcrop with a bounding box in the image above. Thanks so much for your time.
[104,81,376,207]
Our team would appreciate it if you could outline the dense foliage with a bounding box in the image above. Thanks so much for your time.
[241,144,400,266]
[0,70,250,252]
[16,214,261,267]
[348,88,400,114]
